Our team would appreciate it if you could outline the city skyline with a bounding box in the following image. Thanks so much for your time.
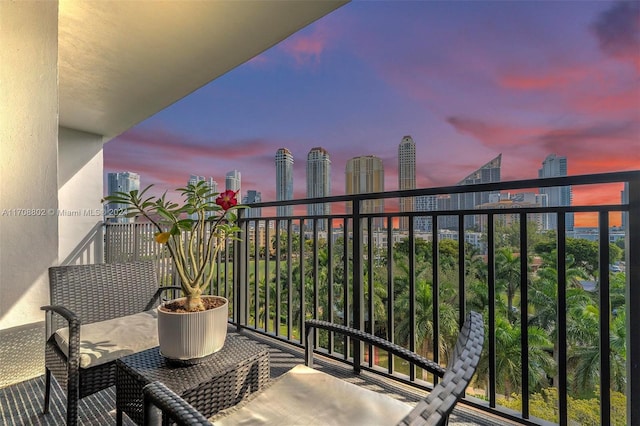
[104,2,639,227]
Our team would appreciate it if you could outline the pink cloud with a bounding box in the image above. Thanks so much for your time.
[446,116,542,147]
[498,66,590,91]
[279,21,334,66]
[571,89,640,115]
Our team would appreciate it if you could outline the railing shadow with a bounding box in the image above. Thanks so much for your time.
[60,221,104,266]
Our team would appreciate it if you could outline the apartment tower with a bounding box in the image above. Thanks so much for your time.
[398,136,416,230]
[106,172,140,223]
[242,190,262,218]
[225,170,241,201]
[188,175,218,219]
[443,154,502,230]
[345,155,385,228]
[539,154,573,231]
[306,147,331,230]
[275,148,294,217]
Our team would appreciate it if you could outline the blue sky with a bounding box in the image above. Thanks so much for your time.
[105,1,640,224]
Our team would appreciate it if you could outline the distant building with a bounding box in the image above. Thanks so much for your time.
[398,136,416,230]
[242,190,262,218]
[415,195,437,232]
[275,148,294,218]
[106,172,140,223]
[538,154,573,231]
[442,154,502,230]
[477,192,547,230]
[188,175,218,219]
[345,155,384,229]
[225,170,241,202]
[306,147,331,230]
[188,175,218,193]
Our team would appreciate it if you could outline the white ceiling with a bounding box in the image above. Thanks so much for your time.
[58,0,347,141]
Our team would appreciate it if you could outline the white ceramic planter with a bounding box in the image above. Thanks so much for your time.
[157,296,228,361]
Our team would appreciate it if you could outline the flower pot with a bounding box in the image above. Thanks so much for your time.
[157,296,228,362]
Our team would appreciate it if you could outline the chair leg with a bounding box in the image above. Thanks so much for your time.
[66,372,79,426]
[66,393,78,426]
[43,368,51,413]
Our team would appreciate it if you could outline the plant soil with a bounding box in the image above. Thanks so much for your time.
[160,297,225,313]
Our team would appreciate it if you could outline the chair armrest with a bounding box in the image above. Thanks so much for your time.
[41,304,80,324]
[143,381,210,426]
[145,286,183,311]
[305,319,446,378]
[41,304,82,369]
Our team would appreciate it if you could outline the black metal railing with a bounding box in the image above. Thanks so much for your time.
[104,170,639,426]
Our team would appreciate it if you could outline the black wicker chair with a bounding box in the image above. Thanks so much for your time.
[142,311,484,426]
[41,261,179,426]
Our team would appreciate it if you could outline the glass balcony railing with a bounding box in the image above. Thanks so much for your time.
[104,170,639,426]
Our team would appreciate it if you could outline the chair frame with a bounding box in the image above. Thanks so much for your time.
[41,261,180,426]
[141,311,484,426]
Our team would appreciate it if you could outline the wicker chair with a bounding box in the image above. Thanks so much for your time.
[142,311,484,426]
[41,261,179,426]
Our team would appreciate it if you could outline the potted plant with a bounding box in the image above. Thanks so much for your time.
[103,181,245,361]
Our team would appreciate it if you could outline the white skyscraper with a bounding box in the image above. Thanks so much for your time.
[306,147,331,230]
[398,135,416,230]
[275,148,294,217]
[107,172,140,222]
[188,175,218,219]
[539,154,573,231]
[225,170,241,202]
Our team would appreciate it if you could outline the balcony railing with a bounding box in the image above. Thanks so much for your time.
[104,170,639,426]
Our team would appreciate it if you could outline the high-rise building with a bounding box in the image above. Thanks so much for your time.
[225,170,241,202]
[306,147,331,230]
[188,175,218,193]
[275,148,294,218]
[188,175,218,219]
[443,154,502,230]
[242,190,262,218]
[345,155,385,228]
[415,195,437,232]
[538,154,573,231]
[398,136,416,230]
[106,172,140,222]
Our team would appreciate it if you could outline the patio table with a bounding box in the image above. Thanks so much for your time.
[115,333,270,425]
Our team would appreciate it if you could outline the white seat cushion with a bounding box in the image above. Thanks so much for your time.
[54,310,158,368]
[213,364,413,425]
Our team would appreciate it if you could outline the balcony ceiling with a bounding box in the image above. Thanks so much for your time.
[58,0,347,141]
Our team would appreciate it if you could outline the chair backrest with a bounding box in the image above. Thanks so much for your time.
[48,261,159,332]
[397,311,484,426]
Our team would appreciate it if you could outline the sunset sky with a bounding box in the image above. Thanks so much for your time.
[104,1,640,226]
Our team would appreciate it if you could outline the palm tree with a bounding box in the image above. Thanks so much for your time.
[475,317,555,399]
[567,303,627,397]
[495,247,522,325]
[528,252,589,388]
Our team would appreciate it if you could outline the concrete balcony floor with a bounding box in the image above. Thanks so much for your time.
[0,323,518,425]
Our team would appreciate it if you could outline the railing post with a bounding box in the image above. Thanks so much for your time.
[627,178,640,425]
[236,209,248,327]
[352,198,363,374]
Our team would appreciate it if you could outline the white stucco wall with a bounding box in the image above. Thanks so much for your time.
[0,1,59,329]
[58,127,105,265]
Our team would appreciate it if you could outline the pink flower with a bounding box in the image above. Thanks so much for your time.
[215,190,238,210]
